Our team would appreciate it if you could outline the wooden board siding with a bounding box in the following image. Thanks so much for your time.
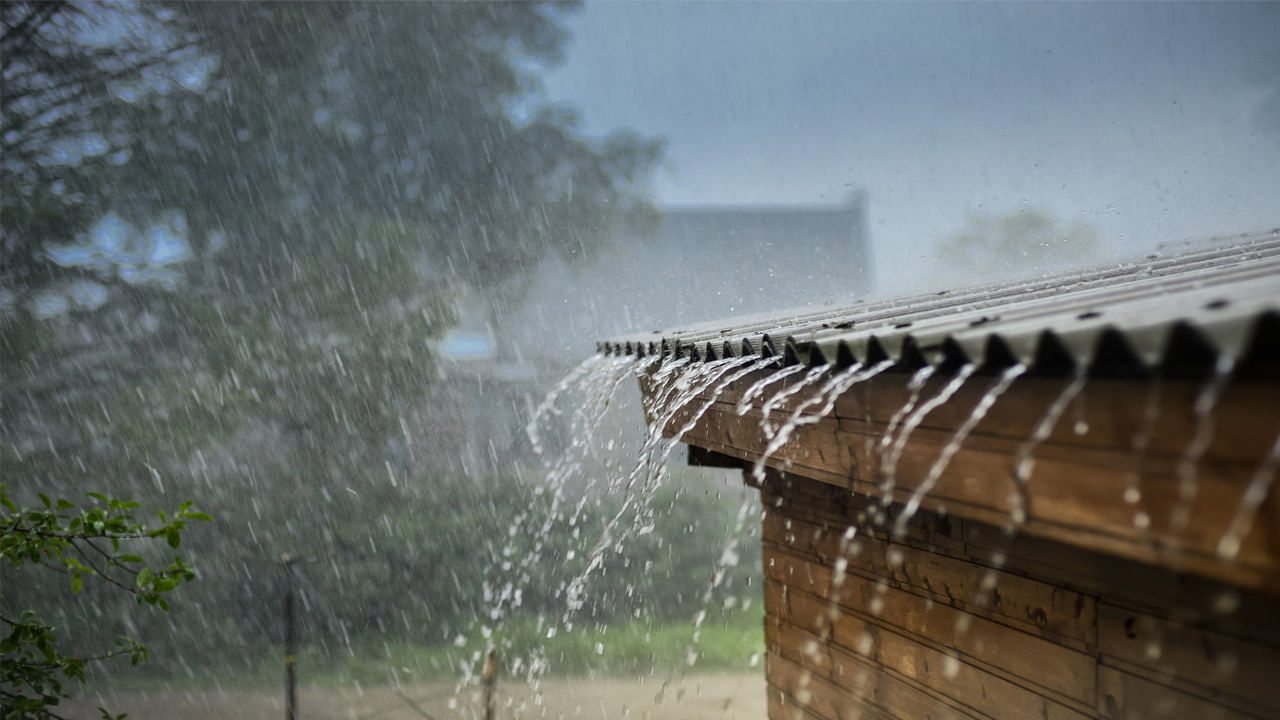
[759,471,1280,720]
[653,369,1280,593]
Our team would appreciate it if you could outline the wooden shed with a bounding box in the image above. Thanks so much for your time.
[600,233,1280,720]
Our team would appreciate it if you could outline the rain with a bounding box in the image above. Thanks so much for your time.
[3,3,1279,720]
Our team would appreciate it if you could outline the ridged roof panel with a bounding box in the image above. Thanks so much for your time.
[599,230,1280,376]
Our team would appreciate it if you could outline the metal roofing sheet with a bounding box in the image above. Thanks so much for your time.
[598,230,1280,375]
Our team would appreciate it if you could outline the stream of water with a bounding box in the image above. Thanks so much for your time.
[750,360,895,486]
[1218,428,1280,560]
[491,344,1265,710]
[1006,364,1090,532]
[892,362,1026,538]
[1170,355,1236,533]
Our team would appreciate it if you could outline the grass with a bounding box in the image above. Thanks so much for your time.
[304,609,765,686]
[86,608,765,693]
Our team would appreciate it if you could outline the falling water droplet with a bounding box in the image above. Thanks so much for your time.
[942,655,962,678]
[856,632,874,655]
[1212,590,1241,615]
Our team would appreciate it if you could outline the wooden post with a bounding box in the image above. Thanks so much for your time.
[481,650,498,720]
[282,554,297,720]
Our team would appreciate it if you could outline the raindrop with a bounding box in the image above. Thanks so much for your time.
[942,655,962,678]
[1212,591,1241,615]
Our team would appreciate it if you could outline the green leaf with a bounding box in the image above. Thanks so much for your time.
[118,554,144,564]
[186,511,213,523]
[86,492,108,503]
[39,493,51,508]
[137,567,153,588]
[166,528,181,549]
[71,575,83,594]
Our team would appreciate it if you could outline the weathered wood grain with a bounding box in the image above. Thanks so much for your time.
[759,469,1280,720]
[641,359,1280,719]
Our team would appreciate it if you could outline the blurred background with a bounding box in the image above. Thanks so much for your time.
[2,2,1278,717]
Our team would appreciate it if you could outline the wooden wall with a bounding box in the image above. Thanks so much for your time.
[648,358,1280,718]
[659,369,1280,592]
[759,470,1280,720]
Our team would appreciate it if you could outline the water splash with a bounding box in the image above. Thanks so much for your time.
[685,484,762,668]
[1217,428,1280,560]
[491,354,640,620]
[473,352,645,695]
[525,355,603,455]
[620,355,767,507]
[520,356,634,525]
[892,363,1025,538]
[566,354,762,617]
[1007,364,1089,532]
[625,355,759,497]
[1170,355,1235,533]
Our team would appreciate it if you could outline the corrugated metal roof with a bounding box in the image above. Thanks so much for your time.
[599,230,1280,376]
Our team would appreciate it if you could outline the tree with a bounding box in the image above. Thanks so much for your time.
[0,485,209,719]
[2,1,204,327]
[1,0,665,682]
[934,208,1099,282]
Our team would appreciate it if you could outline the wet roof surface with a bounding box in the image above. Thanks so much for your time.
[599,230,1280,376]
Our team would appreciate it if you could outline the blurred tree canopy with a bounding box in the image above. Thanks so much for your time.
[4,1,662,329]
[1,0,685,688]
[934,208,1098,281]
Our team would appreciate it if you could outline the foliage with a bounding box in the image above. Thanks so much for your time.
[2,1,202,312]
[0,0,670,699]
[309,609,766,686]
[934,208,1099,281]
[0,485,209,719]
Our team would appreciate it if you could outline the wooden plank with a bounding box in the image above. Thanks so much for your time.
[808,588,1096,714]
[767,650,860,720]
[1097,666,1267,720]
[767,614,832,678]
[692,368,1280,465]
[770,646,976,720]
[833,420,1274,558]
[674,400,1280,591]
[687,445,747,470]
[825,627,1090,720]
[772,592,1092,720]
[962,521,1280,650]
[761,479,968,556]
[767,512,1098,650]
[765,567,792,619]
[653,357,1280,580]
[769,691,860,720]
[765,546,834,614]
[766,549,1097,706]
[1097,603,1280,717]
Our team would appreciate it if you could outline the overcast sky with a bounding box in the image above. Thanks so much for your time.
[541,2,1280,293]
